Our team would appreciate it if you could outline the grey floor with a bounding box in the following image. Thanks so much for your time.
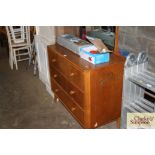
[0,46,117,129]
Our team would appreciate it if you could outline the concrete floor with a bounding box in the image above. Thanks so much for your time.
[0,46,117,129]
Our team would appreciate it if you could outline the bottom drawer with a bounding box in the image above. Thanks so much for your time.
[51,79,85,125]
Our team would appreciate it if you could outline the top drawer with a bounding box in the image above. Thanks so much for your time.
[48,48,84,91]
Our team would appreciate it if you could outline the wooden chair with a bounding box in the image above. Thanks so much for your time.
[6,26,32,70]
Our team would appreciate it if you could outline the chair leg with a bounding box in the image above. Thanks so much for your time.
[116,117,121,129]
[33,54,38,75]
[18,50,20,60]
[28,46,32,66]
[13,50,18,70]
[9,49,14,70]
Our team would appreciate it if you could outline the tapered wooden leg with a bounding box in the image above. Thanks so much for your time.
[56,98,59,103]
[53,94,59,103]
[116,117,121,129]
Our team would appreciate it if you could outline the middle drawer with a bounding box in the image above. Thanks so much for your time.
[50,66,85,109]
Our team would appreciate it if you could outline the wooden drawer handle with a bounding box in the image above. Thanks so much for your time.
[99,79,106,87]
[69,90,75,95]
[71,107,76,111]
[54,89,59,93]
[53,74,58,78]
[69,72,75,77]
[52,59,56,63]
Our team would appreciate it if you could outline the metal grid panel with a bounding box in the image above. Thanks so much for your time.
[121,52,155,128]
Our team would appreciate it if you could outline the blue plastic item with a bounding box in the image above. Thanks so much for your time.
[119,49,129,58]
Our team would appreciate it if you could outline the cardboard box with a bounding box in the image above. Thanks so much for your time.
[80,45,110,64]
[86,36,113,53]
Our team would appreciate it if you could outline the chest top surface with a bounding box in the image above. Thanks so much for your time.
[48,44,125,71]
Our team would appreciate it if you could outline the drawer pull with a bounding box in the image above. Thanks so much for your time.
[69,72,75,77]
[55,89,59,93]
[99,79,106,87]
[52,59,56,63]
[53,74,58,78]
[69,90,75,95]
[71,107,76,111]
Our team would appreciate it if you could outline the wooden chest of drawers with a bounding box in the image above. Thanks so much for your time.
[47,44,125,128]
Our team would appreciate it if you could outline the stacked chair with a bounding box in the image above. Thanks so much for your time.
[6,26,32,70]
[121,52,155,128]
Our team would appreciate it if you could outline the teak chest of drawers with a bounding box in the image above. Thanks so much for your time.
[47,44,125,128]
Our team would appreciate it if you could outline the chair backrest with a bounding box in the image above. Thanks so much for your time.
[6,26,31,46]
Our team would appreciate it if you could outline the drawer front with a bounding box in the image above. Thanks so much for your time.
[51,79,84,125]
[51,67,84,109]
[68,66,84,91]
[49,49,84,90]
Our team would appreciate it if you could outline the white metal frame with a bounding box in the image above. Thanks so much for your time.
[121,52,155,128]
[34,26,55,96]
